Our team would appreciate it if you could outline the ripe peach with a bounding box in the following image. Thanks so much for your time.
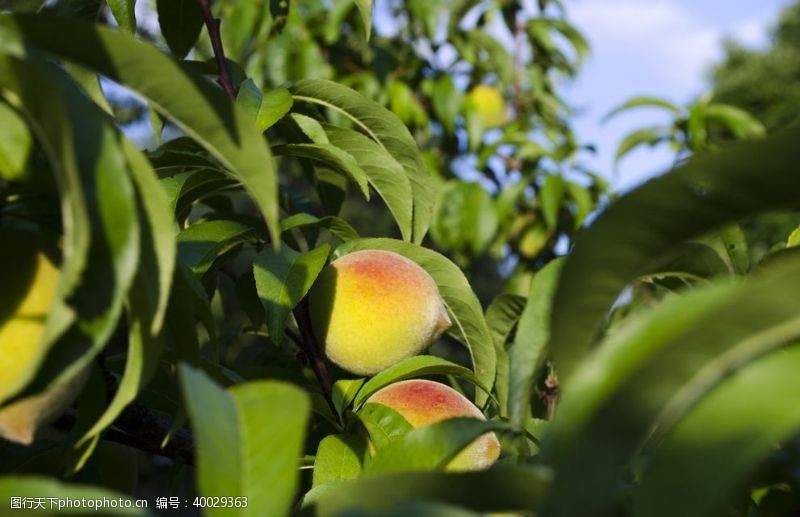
[366,379,501,471]
[0,228,82,444]
[0,228,60,403]
[308,250,451,376]
[467,85,507,129]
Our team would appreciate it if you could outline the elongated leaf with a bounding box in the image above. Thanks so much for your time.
[549,127,800,383]
[508,259,563,429]
[432,181,498,256]
[604,95,682,121]
[78,156,171,444]
[253,244,330,345]
[613,125,669,166]
[156,0,203,58]
[0,476,147,514]
[703,103,766,139]
[366,418,507,474]
[0,101,31,181]
[542,257,800,517]
[313,434,368,487]
[179,364,310,517]
[177,220,254,274]
[356,403,414,450]
[485,294,526,416]
[108,0,136,34]
[0,14,281,242]
[353,355,489,409]
[302,466,552,516]
[273,143,370,198]
[353,0,373,39]
[258,87,292,131]
[121,139,176,332]
[291,80,436,243]
[323,124,413,242]
[633,344,800,517]
[539,175,564,230]
[280,213,359,242]
[337,239,496,406]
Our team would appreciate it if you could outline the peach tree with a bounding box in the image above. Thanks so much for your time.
[1,1,800,516]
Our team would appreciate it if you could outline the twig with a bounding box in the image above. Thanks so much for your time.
[196,0,237,99]
[292,300,338,419]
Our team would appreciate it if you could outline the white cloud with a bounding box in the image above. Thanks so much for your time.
[569,0,722,93]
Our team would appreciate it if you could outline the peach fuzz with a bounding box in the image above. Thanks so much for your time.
[367,379,501,471]
[308,250,451,376]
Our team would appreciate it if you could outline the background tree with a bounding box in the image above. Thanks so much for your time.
[712,1,800,132]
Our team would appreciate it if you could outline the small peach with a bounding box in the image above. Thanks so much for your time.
[366,379,501,471]
[308,250,451,376]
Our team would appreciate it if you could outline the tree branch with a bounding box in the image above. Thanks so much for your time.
[196,0,237,99]
[292,300,338,420]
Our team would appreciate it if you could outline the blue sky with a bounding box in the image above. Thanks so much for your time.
[565,0,793,190]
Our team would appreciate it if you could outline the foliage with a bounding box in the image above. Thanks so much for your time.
[0,1,799,517]
[712,1,800,132]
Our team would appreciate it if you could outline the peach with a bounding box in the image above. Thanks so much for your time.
[0,228,60,403]
[308,250,451,376]
[366,379,501,471]
[467,85,507,129]
[0,228,80,444]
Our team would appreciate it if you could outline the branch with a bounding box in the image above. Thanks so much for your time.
[292,300,338,420]
[196,0,237,99]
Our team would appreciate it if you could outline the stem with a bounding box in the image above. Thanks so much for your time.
[196,0,237,99]
[292,300,338,418]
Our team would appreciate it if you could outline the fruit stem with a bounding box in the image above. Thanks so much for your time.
[293,300,338,421]
[196,0,237,99]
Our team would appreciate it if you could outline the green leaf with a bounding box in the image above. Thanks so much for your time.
[366,418,507,474]
[253,244,330,346]
[156,0,203,58]
[549,127,800,384]
[353,355,490,409]
[565,181,593,230]
[355,403,414,450]
[508,259,563,429]
[179,364,310,517]
[0,476,147,515]
[485,294,527,416]
[542,257,800,517]
[78,140,174,443]
[280,213,360,243]
[177,220,255,275]
[788,225,800,247]
[0,101,31,181]
[431,75,462,133]
[432,181,499,256]
[613,125,669,166]
[603,95,682,121]
[633,344,800,517]
[121,139,177,333]
[353,0,373,39]
[313,434,368,487]
[273,143,370,199]
[337,239,497,406]
[539,175,564,230]
[290,80,436,243]
[0,13,282,243]
[107,0,136,34]
[258,88,293,131]
[302,466,552,516]
[703,103,766,139]
[323,124,414,242]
